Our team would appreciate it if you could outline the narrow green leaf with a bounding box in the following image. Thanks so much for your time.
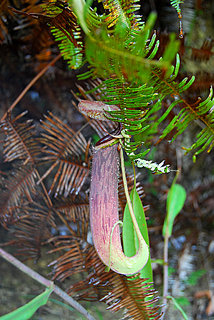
[162,33,180,67]
[163,184,186,237]
[185,269,206,286]
[69,0,90,35]
[167,295,188,320]
[122,187,153,281]
[174,296,190,307]
[0,286,53,320]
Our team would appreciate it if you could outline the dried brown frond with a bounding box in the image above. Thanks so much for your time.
[186,72,214,93]
[0,165,38,228]
[23,22,54,70]
[1,111,40,165]
[48,195,90,277]
[39,112,91,197]
[0,0,58,68]
[14,0,42,14]
[105,276,162,320]
[0,0,42,44]
[10,202,56,261]
[89,119,117,138]
[69,246,113,300]
[0,0,12,43]
[40,0,82,49]
[53,194,89,241]
[191,39,214,61]
[49,236,91,280]
[54,194,89,222]
[69,247,162,319]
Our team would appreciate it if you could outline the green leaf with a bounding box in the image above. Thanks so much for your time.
[163,184,186,237]
[0,286,53,320]
[122,186,153,282]
[185,269,206,286]
[69,0,90,35]
[167,295,188,320]
[174,296,190,307]
[162,33,180,76]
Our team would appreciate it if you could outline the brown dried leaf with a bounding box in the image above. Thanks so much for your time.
[1,112,40,164]
[10,202,55,261]
[39,112,91,197]
[0,165,38,228]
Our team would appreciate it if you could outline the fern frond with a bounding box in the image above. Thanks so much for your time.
[102,275,162,320]
[69,247,162,319]
[0,0,11,43]
[170,0,183,17]
[49,237,91,279]
[51,26,82,68]
[170,0,184,37]
[50,239,162,317]
[41,0,84,69]
[53,194,89,241]
[72,1,214,159]
[83,13,175,84]
[0,165,38,228]
[100,0,141,29]
[1,111,40,164]
[54,194,89,223]
[158,87,214,158]
[85,55,214,160]
[39,112,91,197]
[11,202,55,261]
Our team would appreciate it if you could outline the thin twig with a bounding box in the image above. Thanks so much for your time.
[0,248,96,320]
[1,53,61,122]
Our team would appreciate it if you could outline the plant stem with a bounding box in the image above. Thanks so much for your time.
[167,296,188,320]
[119,147,143,242]
[1,53,61,121]
[0,248,96,320]
[162,233,169,317]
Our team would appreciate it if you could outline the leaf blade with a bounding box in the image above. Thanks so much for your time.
[163,184,186,237]
[0,286,53,320]
[122,186,153,281]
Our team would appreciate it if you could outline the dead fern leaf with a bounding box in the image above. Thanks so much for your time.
[10,202,55,261]
[53,195,89,241]
[0,165,38,228]
[39,112,91,197]
[69,247,162,319]
[0,0,11,43]
[191,39,214,61]
[41,0,82,49]
[49,237,90,280]
[1,111,40,164]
